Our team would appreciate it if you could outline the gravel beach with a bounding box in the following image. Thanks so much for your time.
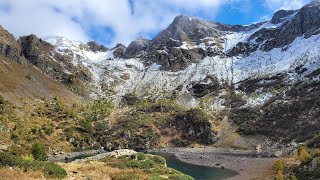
[152,147,277,180]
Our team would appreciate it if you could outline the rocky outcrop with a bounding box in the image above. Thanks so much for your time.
[86,41,108,52]
[246,1,320,52]
[188,76,221,97]
[18,34,54,65]
[18,35,93,96]
[174,109,218,144]
[271,10,296,24]
[231,70,320,143]
[123,37,150,58]
[112,43,126,58]
[73,149,137,163]
[0,25,22,63]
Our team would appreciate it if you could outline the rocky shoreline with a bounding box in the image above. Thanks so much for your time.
[151,147,278,180]
[48,147,279,179]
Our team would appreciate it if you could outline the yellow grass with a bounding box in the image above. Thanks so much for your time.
[0,167,45,180]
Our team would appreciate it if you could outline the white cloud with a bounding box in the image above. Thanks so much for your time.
[0,0,89,42]
[0,0,312,47]
[265,0,311,11]
[0,0,234,47]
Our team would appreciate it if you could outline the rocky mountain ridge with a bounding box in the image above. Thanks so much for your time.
[0,1,319,144]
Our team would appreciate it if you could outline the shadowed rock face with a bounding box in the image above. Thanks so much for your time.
[18,34,54,65]
[86,41,108,52]
[112,43,126,58]
[0,26,22,63]
[188,76,221,98]
[123,37,150,58]
[271,10,296,24]
[152,15,222,46]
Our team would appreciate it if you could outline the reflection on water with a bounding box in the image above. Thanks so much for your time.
[152,152,238,180]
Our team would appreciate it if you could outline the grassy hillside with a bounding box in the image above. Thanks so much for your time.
[0,55,81,105]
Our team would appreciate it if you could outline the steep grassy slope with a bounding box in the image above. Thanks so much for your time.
[0,55,81,104]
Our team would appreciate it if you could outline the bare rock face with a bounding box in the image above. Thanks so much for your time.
[271,10,296,24]
[228,42,258,57]
[18,34,54,65]
[0,25,22,63]
[112,43,126,58]
[240,1,320,52]
[174,108,218,144]
[73,149,137,162]
[188,76,221,98]
[18,34,93,96]
[86,41,108,52]
[153,16,213,44]
[123,37,150,58]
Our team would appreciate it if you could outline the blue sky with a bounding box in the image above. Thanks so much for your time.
[0,0,313,47]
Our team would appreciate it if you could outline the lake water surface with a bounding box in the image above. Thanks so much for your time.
[153,152,238,180]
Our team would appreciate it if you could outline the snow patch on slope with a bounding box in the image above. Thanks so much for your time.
[233,34,320,82]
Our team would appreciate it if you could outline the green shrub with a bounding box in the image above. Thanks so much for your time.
[0,152,66,179]
[95,122,108,132]
[91,98,114,116]
[54,96,64,112]
[149,175,163,180]
[42,123,54,135]
[10,132,19,141]
[291,176,298,180]
[31,126,42,135]
[136,152,146,161]
[0,95,4,104]
[150,155,166,165]
[35,106,45,117]
[0,152,26,167]
[127,160,154,169]
[80,119,93,133]
[31,141,47,161]
[65,108,76,118]
[42,162,67,179]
